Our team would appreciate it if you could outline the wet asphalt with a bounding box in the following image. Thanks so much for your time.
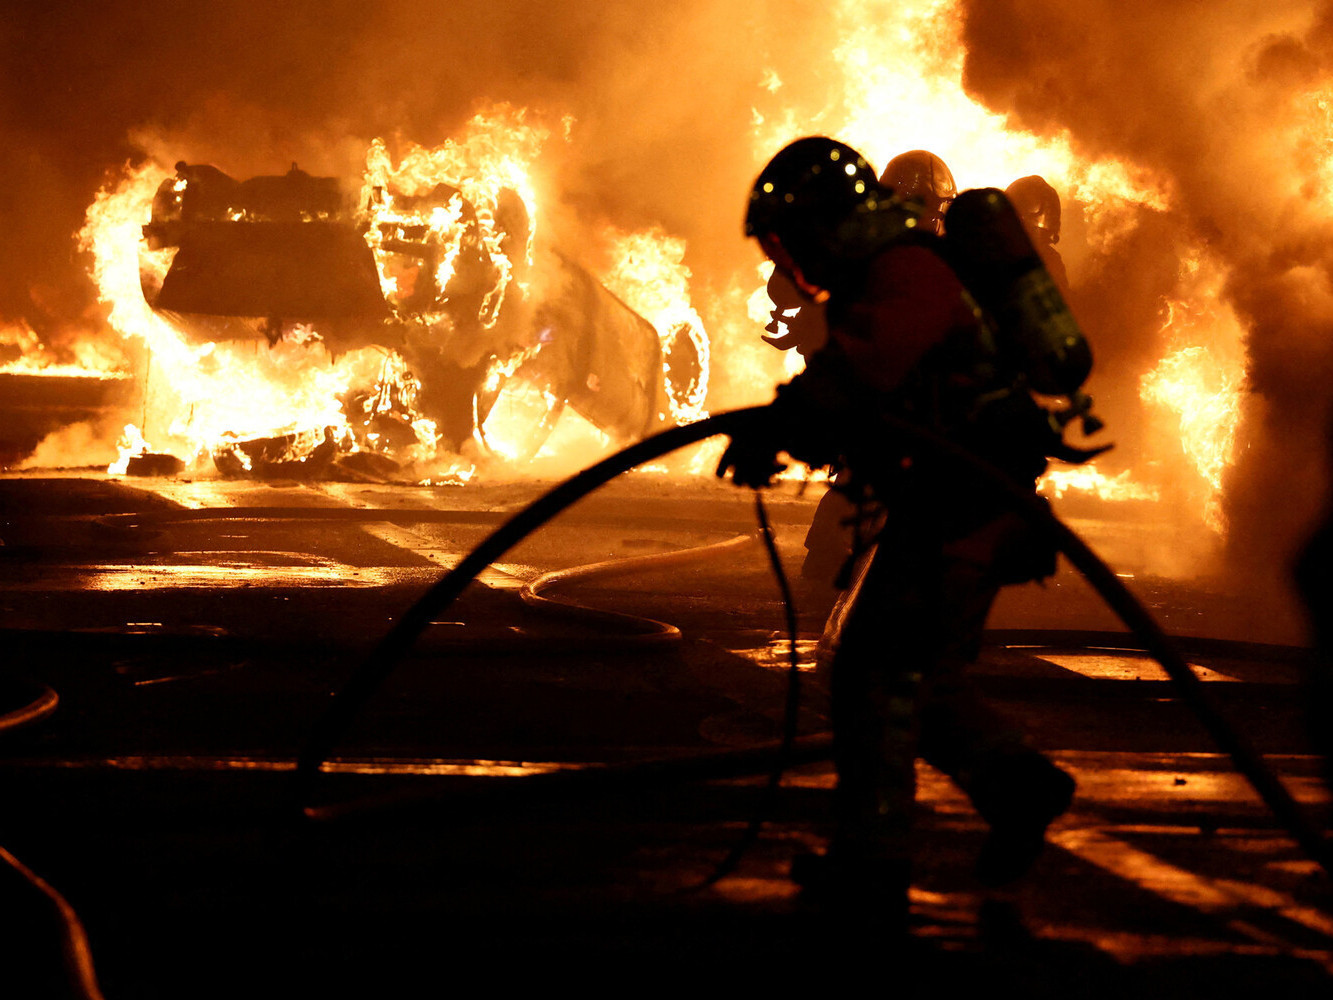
[0,472,1329,997]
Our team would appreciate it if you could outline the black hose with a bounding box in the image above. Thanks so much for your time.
[294,408,767,804]
[0,679,59,735]
[694,492,803,888]
[294,404,1331,874]
[0,843,105,999]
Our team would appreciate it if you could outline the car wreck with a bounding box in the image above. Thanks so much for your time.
[132,157,697,477]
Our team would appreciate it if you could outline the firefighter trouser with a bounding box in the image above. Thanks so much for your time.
[828,519,1045,863]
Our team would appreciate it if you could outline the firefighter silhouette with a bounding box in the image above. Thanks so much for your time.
[1005,174,1068,292]
[722,137,1086,926]
[785,149,960,589]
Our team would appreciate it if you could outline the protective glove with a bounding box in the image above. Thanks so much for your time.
[715,431,788,488]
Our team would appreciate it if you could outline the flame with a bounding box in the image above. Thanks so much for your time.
[0,320,129,378]
[46,0,1260,525]
[1140,252,1247,533]
[750,0,1168,227]
[82,161,382,466]
[359,106,546,329]
[1142,348,1244,495]
[737,0,1252,536]
[71,104,722,481]
[598,227,711,424]
[108,423,149,476]
[75,113,558,477]
[1041,467,1159,503]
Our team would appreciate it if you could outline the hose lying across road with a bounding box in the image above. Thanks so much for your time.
[294,408,769,804]
[294,405,1331,874]
[519,532,760,643]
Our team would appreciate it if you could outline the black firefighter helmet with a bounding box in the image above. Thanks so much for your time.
[745,136,916,298]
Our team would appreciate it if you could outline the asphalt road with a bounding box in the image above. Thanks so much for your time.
[0,470,1329,997]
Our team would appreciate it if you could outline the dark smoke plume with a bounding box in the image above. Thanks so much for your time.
[0,1,821,336]
[961,0,1333,603]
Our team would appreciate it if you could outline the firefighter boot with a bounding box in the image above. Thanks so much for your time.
[790,849,911,937]
[972,753,1075,887]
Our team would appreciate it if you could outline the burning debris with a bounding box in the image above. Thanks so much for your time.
[78,110,708,482]
[0,320,133,469]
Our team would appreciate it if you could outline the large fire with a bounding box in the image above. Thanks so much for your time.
[744,0,1248,539]
[74,107,709,482]
[8,0,1304,570]
[1140,251,1247,533]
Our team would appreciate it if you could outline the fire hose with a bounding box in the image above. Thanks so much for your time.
[294,407,768,803]
[519,531,760,642]
[294,406,1332,875]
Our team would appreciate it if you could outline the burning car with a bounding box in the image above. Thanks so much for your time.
[115,136,702,477]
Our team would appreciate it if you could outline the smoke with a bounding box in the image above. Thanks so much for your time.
[0,1,811,325]
[1,0,834,460]
[958,0,1333,598]
[10,0,1327,609]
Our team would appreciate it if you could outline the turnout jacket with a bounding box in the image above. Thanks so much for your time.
[770,240,1058,549]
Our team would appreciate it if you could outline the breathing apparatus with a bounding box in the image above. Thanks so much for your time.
[944,187,1101,438]
[748,138,1103,456]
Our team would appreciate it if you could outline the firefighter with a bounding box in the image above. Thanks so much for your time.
[772,149,961,590]
[718,137,1078,925]
[1005,174,1069,292]
[879,149,957,235]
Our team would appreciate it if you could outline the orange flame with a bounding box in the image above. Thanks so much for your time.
[74,106,716,481]
[750,0,1168,223]
[0,320,128,378]
[1140,252,1247,533]
[1040,467,1159,503]
[742,0,1248,534]
[80,160,442,473]
[599,227,711,424]
[359,106,546,329]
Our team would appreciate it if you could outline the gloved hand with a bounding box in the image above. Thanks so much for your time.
[715,432,787,488]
